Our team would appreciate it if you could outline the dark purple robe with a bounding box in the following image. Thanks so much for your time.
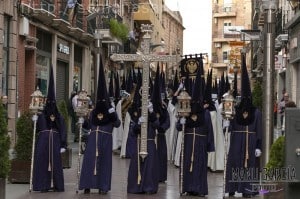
[33,113,67,192]
[156,109,170,182]
[125,115,139,159]
[177,109,215,195]
[79,112,120,192]
[225,108,262,195]
[125,131,136,158]
[127,112,160,194]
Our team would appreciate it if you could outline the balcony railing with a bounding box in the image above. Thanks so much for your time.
[87,5,123,34]
[213,4,236,14]
[212,31,241,41]
[59,1,83,29]
[39,0,55,13]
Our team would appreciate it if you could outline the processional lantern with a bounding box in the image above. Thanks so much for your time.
[29,87,45,114]
[29,87,45,192]
[221,91,236,119]
[75,90,89,117]
[177,89,191,117]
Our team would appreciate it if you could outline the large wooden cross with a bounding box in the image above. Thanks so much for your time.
[110,24,178,159]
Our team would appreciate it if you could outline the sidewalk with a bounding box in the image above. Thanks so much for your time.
[6,141,276,199]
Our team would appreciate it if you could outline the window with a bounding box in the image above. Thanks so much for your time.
[224,22,231,26]
[223,0,232,12]
[36,54,50,95]
[223,51,228,62]
[2,15,10,96]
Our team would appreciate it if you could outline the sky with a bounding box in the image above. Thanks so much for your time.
[165,0,212,56]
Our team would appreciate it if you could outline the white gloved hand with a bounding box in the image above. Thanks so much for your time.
[177,82,184,91]
[180,117,186,125]
[60,148,66,153]
[255,149,262,157]
[223,120,230,128]
[148,102,153,113]
[138,116,146,125]
[111,101,115,108]
[108,107,115,113]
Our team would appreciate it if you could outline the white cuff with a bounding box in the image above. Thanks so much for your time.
[60,148,66,153]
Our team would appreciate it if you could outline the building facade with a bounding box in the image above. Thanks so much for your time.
[13,0,182,147]
[162,5,184,81]
[0,1,18,146]
[211,0,252,85]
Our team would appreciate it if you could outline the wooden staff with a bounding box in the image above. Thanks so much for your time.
[223,119,229,199]
[244,126,249,168]
[180,118,185,195]
[76,116,84,193]
[29,113,38,192]
[137,135,141,184]
[189,128,196,172]
[94,126,99,175]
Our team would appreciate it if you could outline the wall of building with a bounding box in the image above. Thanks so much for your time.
[0,0,18,146]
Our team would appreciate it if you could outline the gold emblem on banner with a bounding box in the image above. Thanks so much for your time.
[184,59,198,76]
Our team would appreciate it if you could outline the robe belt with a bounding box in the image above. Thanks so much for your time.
[39,129,59,133]
[93,127,112,175]
[185,129,207,172]
[137,137,155,141]
[232,127,253,167]
[185,133,207,137]
[94,129,111,135]
[232,131,256,134]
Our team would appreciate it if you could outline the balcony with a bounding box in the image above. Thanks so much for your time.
[212,32,241,43]
[123,38,138,54]
[30,0,56,25]
[133,3,156,24]
[213,4,237,18]
[86,8,125,45]
[20,1,93,44]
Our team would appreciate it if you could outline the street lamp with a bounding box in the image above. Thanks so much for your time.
[74,89,89,193]
[29,87,45,192]
[177,88,191,195]
[221,91,236,199]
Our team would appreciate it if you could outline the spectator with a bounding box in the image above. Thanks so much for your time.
[278,92,290,129]
[281,100,296,135]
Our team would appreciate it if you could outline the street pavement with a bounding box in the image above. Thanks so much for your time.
[6,140,285,199]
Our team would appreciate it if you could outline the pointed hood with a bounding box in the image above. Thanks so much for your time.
[241,53,251,100]
[93,56,110,124]
[137,68,142,86]
[128,68,142,120]
[121,75,126,91]
[151,63,162,113]
[47,65,56,102]
[191,62,204,114]
[204,69,216,111]
[44,65,61,129]
[132,65,137,84]
[212,76,218,100]
[160,71,165,93]
[225,74,230,93]
[126,68,133,93]
[149,74,153,97]
[218,72,225,103]
[236,52,255,125]
[173,70,179,91]
[184,72,192,96]
[114,72,120,102]
[96,57,109,102]
[233,71,238,99]
[109,72,114,100]
[197,54,206,93]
